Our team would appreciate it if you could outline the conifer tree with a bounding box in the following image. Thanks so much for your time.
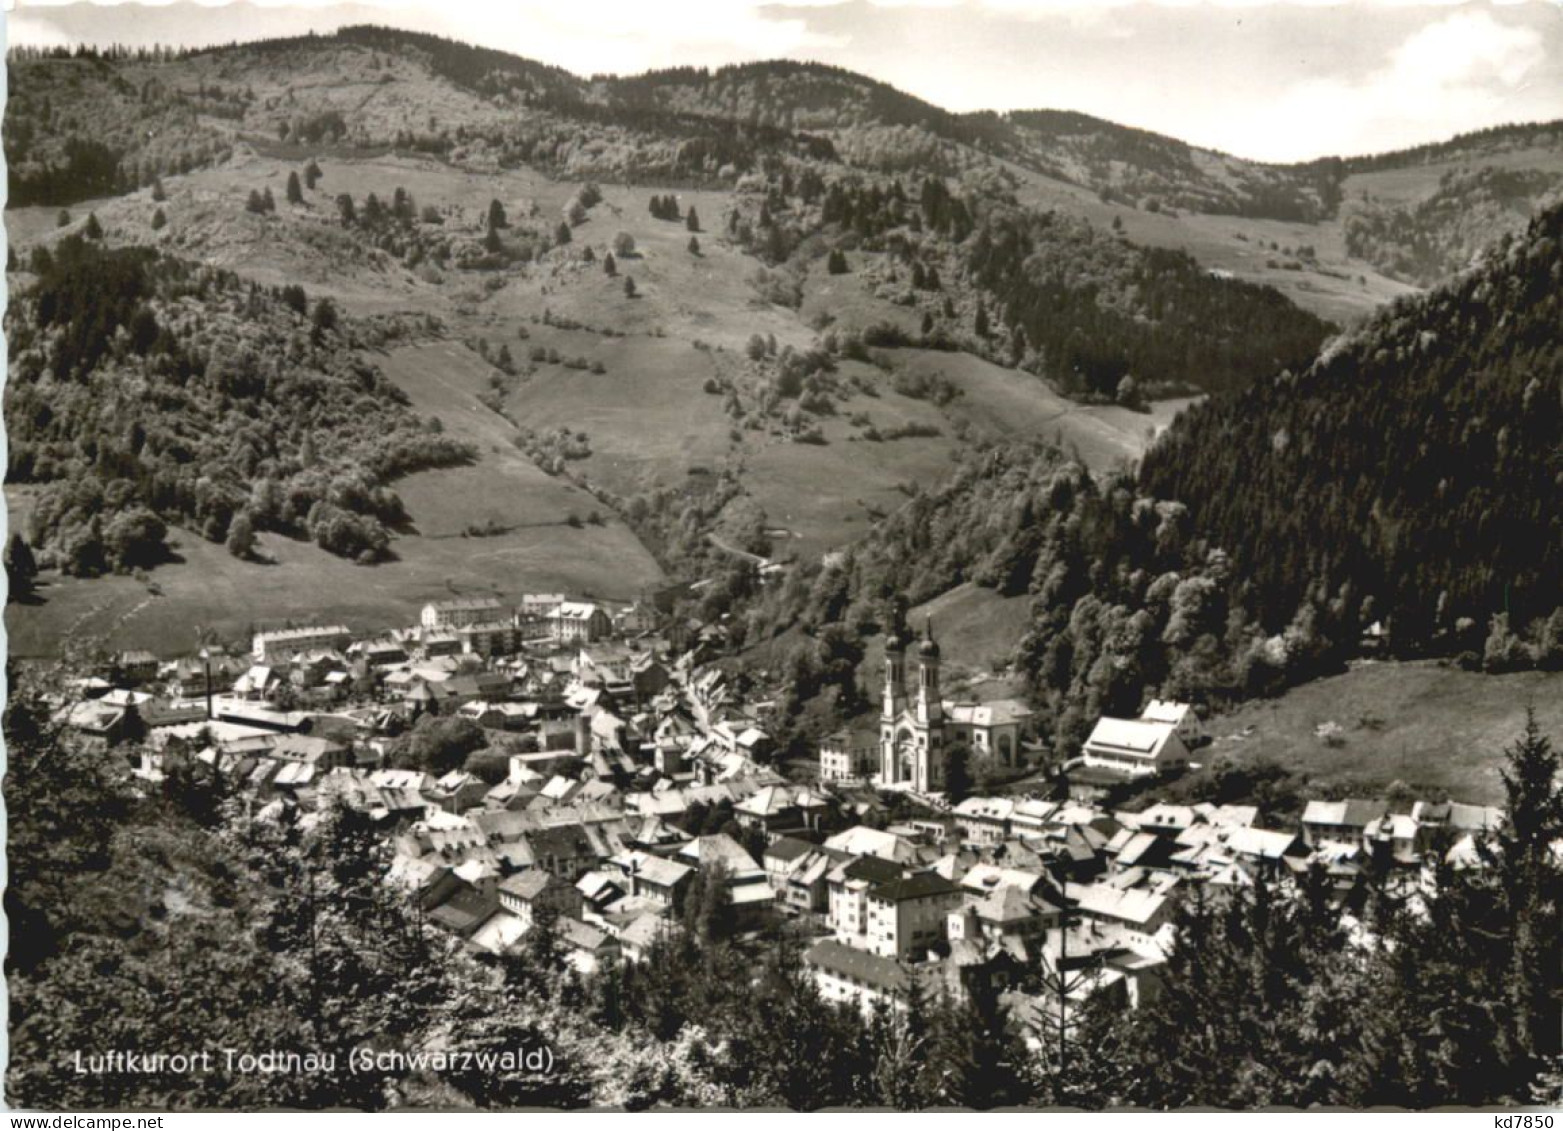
[5,532,39,598]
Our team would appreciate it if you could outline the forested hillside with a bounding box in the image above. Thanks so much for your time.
[1142,200,1563,650]
[724,166,1333,398]
[4,51,238,205]
[1344,164,1563,285]
[1003,110,1343,221]
[967,208,1332,397]
[745,200,1563,758]
[4,235,472,573]
[5,24,1558,651]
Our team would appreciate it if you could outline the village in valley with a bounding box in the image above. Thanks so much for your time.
[5,7,1561,1112]
[51,585,1511,1039]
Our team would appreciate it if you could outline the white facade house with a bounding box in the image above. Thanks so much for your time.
[1081,718,1189,778]
[1139,699,1202,746]
[551,602,613,643]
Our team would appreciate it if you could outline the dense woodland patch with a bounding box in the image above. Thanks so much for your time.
[4,237,473,573]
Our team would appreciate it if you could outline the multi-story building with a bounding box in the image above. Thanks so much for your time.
[863,872,963,959]
[421,597,507,631]
[551,601,613,644]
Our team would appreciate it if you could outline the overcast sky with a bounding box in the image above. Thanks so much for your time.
[8,0,1562,162]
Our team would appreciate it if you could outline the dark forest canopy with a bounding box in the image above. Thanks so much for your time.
[968,208,1334,397]
[1141,199,1563,646]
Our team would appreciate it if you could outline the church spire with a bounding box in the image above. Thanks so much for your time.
[883,627,908,722]
[916,617,942,726]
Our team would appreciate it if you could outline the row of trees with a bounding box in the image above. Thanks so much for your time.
[647,194,700,231]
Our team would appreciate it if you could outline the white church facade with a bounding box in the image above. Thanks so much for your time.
[873,625,1035,793]
[878,626,948,793]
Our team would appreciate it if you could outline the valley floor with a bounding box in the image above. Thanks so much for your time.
[3,490,662,658]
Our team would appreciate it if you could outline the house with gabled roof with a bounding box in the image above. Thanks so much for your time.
[253,625,352,664]
[1221,826,1309,879]
[607,910,677,964]
[1411,800,1504,854]
[61,699,132,751]
[498,869,585,930]
[557,916,621,974]
[805,937,939,1015]
[948,883,1065,956]
[1139,699,1202,746]
[953,796,1016,845]
[425,880,500,940]
[819,726,879,782]
[1066,873,1181,954]
[1080,717,1189,778]
[610,851,696,908]
[429,770,490,814]
[824,825,920,865]
[733,784,828,838]
[113,650,161,686]
[551,601,613,644]
[1110,830,1183,875]
[519,823,600,880]
[1301,798,1384,848]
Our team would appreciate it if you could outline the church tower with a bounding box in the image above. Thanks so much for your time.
[879,628,908,786]
[915,620,944,789]
[915,619,942,726]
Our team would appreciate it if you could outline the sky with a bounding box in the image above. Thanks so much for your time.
[7,0,1562,162]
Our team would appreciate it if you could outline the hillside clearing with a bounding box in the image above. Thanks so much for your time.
[1202,660,1563,806]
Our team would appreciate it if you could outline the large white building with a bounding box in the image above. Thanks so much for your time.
[819,727,878,782]
[1080,717,1190,778]
[252,625,351,663]
[421,597,506,631]
[1139,699,1202,747]
[550,601,613,644]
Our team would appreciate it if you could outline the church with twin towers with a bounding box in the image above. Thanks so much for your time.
[878,622,947,793]
[875,621,1035,794]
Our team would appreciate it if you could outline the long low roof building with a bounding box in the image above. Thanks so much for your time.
[1081,718,1189,776]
